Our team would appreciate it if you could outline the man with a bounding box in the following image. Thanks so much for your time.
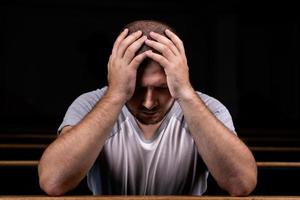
[38,20,257,196]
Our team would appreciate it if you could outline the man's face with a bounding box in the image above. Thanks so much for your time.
[126,61,174,125]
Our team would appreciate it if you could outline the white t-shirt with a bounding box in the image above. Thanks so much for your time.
[58,87,236,195]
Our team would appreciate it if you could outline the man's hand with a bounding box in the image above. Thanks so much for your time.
[145,29,194,100]
[107,29,148,102]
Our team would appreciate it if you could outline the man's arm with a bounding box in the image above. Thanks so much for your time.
[177,91,257,196]
[145,30,257,196]
[38,29,148,196]
[38,92,127,196]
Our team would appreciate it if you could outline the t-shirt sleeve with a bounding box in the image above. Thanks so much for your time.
[197,92,236,134]
[57,87,107,133]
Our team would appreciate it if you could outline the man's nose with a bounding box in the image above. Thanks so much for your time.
[142,88,157,110]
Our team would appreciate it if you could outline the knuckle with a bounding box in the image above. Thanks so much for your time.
[126,47,134,55]
[167,49,173,55]
[119,42,126,50]
[158,57,165,64]
[108,55,116,63]
[113,39,119,46]
[133,57,141,64]
[161,46,167,52]
[134,54,145,64]
[131,60,138,66]
[114,38,122,46]
[167,40,173,47]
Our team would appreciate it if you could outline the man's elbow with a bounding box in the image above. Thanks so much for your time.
[39,173,67,196]
[40,180,65,196]
[228,182,256,197]
[38,165,66,196]
[227,173,257,196]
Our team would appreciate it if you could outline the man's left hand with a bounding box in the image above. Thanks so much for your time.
[145,29,195,100]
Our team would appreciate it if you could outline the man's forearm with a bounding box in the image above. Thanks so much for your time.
[178,90,257,196]
[38,91,125,195]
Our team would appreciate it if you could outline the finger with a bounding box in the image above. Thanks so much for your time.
[129,50,149,70]
[145,39,174,60]
[123,35,147,64]
[112,28,128,55]
[145,50,169,68]
[165,29,185,55]
[117,30,143,58]
[149,31,179,56]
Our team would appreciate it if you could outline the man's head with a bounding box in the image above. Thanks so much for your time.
[123,19,177,55]
[124,20,177,125]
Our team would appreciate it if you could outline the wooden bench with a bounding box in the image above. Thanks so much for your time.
[251,147,300,162]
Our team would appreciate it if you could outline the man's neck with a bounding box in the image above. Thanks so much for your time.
[137,121,162,140]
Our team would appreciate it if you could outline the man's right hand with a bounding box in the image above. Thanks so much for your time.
[107,29,148,103]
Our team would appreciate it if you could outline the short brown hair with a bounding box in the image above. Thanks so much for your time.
[123,20,177,55]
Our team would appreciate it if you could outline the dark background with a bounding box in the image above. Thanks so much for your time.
[1,0,299,134]
[1,0,299,133]
[0,0,300,196]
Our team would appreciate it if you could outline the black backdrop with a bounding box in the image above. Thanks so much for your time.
[1,0,299,134]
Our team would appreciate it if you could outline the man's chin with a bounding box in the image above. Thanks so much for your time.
[136,114,164,125]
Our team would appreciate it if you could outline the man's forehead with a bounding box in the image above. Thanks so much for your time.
[136,61,167,86]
